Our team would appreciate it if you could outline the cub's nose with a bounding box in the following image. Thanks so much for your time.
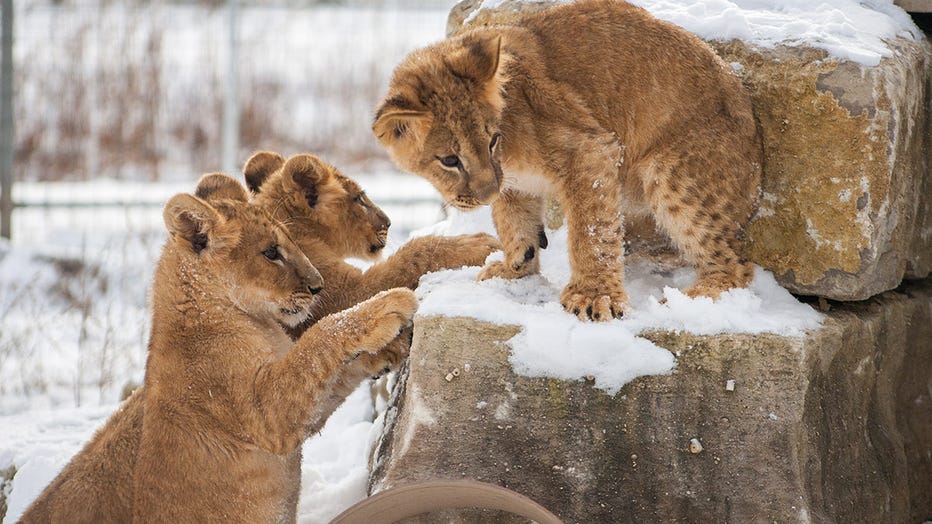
[375,208,391,230]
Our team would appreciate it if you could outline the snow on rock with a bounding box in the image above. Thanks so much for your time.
[465,0,921,67]
[413,208,823,394]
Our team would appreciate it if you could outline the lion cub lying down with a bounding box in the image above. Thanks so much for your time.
[374,0,762,321]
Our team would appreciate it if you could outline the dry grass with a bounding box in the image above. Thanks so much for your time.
[14,2,424,182]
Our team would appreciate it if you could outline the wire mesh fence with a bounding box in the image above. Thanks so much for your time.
[12,0,450,183]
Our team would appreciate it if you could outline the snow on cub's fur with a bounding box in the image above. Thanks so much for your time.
[374,0,762,321]
[128,174,417,523]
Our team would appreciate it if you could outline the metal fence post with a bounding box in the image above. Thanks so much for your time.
[222,0,239,175]
[0,0,12,240]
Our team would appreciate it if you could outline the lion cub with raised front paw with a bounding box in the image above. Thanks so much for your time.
[245,151,501,324]
[374,0,761,321]
[22,169,428,523]
[131,175,417,522]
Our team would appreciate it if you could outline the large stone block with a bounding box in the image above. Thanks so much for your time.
[447,0,932,301]
[717,40,931,300]
[370,281,932,523]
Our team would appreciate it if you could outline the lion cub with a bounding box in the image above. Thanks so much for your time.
[374,0,762,321]
[129,175,417,522]
[244,150,501,323]
[243,151,499,521]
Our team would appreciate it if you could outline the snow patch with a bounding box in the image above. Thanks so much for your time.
[415,208,822,395]
[465,0,919,67]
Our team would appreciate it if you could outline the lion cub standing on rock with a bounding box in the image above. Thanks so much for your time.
[132,175,417,522]
[374,0,762,321]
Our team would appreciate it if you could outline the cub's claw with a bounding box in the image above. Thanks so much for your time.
[561,282,629,322]
[476,242,539,282]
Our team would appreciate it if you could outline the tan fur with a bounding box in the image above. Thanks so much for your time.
[244,151,500,521]
[374,0,762,321]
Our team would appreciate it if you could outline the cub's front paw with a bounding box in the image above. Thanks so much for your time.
[476,254,537,282]
[477,261,515,281]
[447,233,501,267]
[561,280,629,321]
[365,327,412,378]
[353,331,410,379]
[354,288,419,355]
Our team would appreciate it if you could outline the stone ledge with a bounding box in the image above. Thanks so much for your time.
[448,0,932,301]
[370,280,932,523]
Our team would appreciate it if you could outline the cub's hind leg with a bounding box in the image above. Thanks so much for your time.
[643,143,758,300]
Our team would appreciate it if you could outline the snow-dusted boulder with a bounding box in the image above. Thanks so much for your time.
[448,0,932,301]
[369,281,932,522]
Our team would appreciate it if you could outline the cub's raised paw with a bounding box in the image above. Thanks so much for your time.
[354,334,409,379]
[561,281,629,321]
[362,327,411,379]
[353,288,419,355]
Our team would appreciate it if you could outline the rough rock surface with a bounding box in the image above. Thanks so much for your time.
[370,281,932,523]
[0,466,14,521]
[447,0,932,301]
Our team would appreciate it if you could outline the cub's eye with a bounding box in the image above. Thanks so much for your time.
[489,132,502,152]
[353,194,366,206]
[262,245,281,261]
[438,155,461,169]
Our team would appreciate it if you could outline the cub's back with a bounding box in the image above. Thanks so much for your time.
[515,0,750,140]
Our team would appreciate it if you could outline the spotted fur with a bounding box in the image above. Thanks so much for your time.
[374,0,762,321]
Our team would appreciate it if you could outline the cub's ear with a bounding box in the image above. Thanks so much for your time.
[448,34,502,84]
[163,193,222,254]
[194,173,249,203]
[243,151,285,194]
[372,102,432,148]
[281,154,331,208]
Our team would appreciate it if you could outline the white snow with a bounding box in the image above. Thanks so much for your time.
[413,208,823,394]
[467,0,921,67]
